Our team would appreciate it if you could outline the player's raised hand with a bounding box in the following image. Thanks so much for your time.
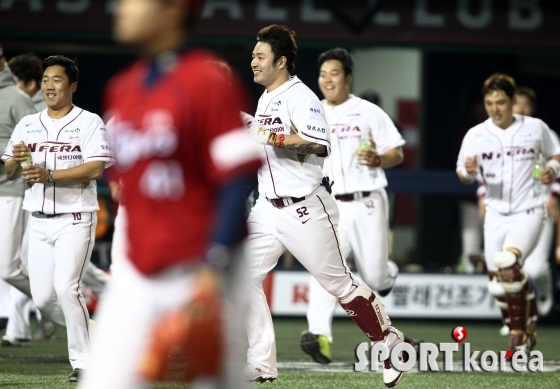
[11,141,31,163]
[465,156,478,174]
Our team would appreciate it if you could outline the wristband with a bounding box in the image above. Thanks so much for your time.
[47,169,53,183]
[372,154,381,167]
[546,160,560,177]
[277,134,285,148]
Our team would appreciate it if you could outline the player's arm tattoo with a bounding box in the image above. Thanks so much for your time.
[282,142,326,155]
[268,126,327,155]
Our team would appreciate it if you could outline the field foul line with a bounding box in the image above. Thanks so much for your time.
[278,361,560,373]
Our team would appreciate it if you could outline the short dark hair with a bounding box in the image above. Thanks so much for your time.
[481,73,515,100]
[317,48,354,76]
[256,24,297,73]
[515,85,537,107]
[9,53,43,87]
[43,55,79,85]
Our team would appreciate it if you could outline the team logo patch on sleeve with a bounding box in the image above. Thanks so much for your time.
[309,104,322,118]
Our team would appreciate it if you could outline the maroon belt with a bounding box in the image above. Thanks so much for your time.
[267,196,306,209]
[335,191,371,202]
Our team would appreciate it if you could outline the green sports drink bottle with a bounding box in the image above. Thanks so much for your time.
[20,152,33,167]
[532,159,544,179]
[357,134,371,152]
[533,158,544,196]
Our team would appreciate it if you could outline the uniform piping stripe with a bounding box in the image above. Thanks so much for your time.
[39,113,50,136]
[299,131,331,146]
[508,117,525,213]
[316,195,357,288]
[87,155,116,159]
[264,148,279,198]
[53,156,56,214]
[76,213,93,339]
[483,124,504,209]
[55,107,82,141]
[262,80,302,113]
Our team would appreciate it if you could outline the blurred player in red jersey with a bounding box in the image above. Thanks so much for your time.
[80,0,261,388]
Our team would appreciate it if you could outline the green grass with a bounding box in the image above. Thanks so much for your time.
[1,317,559,388]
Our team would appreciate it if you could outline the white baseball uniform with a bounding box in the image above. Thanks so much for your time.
[477,128,560,316]
[457,114,560,270]
[246,77,395,378]
[2,106,114,369]
[306,95,404,342]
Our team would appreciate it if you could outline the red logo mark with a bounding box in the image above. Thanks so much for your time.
[504,350,513,359]
[452,326,467,343]
[292,284,309,304]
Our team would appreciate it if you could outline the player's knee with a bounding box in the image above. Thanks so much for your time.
[498,266,527,294]
[53,283,78,301]
[493,249,518,269]
[359,273,383,291]
[33,294,54,312]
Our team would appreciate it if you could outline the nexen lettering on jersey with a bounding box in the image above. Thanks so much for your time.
[258,116,283,126]
[27,142,82,153]
[482,147,535,160]
[332,125,361,133]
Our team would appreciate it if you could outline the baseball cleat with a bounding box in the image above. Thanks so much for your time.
[67,368,84,382]
[244,363,277,383]
[39,318,56,340]
[300,331,332,364]
[383,328,406,388]
[0,318,7,336]
[1,335,31,347]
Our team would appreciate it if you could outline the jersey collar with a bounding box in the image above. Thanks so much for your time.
[262,75,300,100]
[485,113,523,133]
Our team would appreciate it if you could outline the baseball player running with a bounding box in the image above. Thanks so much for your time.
[2,53,111,347]
[457,74,560,352]
[80,1,261,388]
[301,48,404,364]
[2,55,114,381]
[477,86,557,337]
[246,25,406,388]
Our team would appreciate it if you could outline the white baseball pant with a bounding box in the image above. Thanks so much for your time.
[307,189,397,342]
[81,259,250,389]
[28,212,97,369]
[484,207,544,271]
[523,216,554,315]
[0,279,10,319]
[459,200,483,274]
[246,186,362,377]
[0,196,31,295]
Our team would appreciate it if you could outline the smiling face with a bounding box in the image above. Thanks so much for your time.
[42,65,76,111]
[484,90,515,129]
[318,59,351,106]
[251,41,286,91]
